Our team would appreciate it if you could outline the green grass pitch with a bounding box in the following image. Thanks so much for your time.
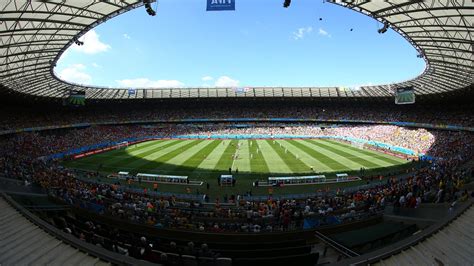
[63,138,412,197]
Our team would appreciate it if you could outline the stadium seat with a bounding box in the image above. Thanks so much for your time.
[150,250,165,263]
[216,257,232,266]
[166,253,181,265]
[199,256,216,266]
[181,255,198,266]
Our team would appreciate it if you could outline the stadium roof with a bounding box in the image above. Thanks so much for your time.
[0,0,472,99]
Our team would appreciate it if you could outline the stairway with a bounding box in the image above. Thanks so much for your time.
[0,197,110,266]
[375,205,474,266]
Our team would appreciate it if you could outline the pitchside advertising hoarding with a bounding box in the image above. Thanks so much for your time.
[207,0,235,11]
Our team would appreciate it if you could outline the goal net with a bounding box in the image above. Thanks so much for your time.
[116,141,129,149]
[351,141,365,150]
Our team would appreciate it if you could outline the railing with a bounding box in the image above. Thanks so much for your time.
[331,198,474,266]
[314,230,360,259]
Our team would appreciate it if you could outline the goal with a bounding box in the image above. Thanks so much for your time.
[116,141,129,149]
[351,141,365,150]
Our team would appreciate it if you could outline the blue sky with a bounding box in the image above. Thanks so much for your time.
[56,0,426,88]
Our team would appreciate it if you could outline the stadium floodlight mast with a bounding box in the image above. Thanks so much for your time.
[143,0,156,16]
[72,37,84,46]
[417,51,424,58]
[377,22,389,34]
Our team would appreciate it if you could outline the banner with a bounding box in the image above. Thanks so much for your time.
[234,87,249,94]
[207,0,235,11]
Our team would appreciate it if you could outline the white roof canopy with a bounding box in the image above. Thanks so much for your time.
[0,0,472,99]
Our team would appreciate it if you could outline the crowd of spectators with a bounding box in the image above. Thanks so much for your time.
[0,121,472,234]
[27,148,473,234]
[189,124,437,155]
[0,123,460,164]
[0,102,473,132]
[51,212,221,263]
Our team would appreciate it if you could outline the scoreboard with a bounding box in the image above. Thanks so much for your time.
[395,87,415,105]
[68,90,85,106]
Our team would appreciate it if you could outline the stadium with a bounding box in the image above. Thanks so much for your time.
[0,1,473,266]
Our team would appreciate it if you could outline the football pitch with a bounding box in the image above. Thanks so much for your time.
[64,138,412,197]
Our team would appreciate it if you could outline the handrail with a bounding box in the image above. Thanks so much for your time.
[314,230,360,258]
[0,176,24,184]
[0,192,157,266]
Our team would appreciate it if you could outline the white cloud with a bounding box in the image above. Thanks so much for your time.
[318,28,331,37]
[72,30,111,54]
[293,26,313,40]
[92,63,101,68]
[123,33,131,40]
[214,76,240,87]
[58,64,92,85]
[201,76,213,81]
[116,78,185,88]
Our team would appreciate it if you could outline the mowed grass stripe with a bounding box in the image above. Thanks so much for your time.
[196,140,232,171]
[307,139,381,168]
[71,140,159,164]
[162,140,215,168]
[288,140,346,171]
[249,140,270,174]
[86,139,161,161]
[233,140,251,173]
[323,139,407,165]
[318,139,400,167]
[214,140,239,172]
[101,140,183,169]
[161,140,220,172]
[257,140,292,174]
[125,139,180,157]
[276,140,333,172]
[99,140,178,164]
[89,140,174,165]
[116,140,162,154]
[267,140,310,173]
[96,141,186,172]
[137,140,204,172]
[110,140,192,170]
[302,140,366,170]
